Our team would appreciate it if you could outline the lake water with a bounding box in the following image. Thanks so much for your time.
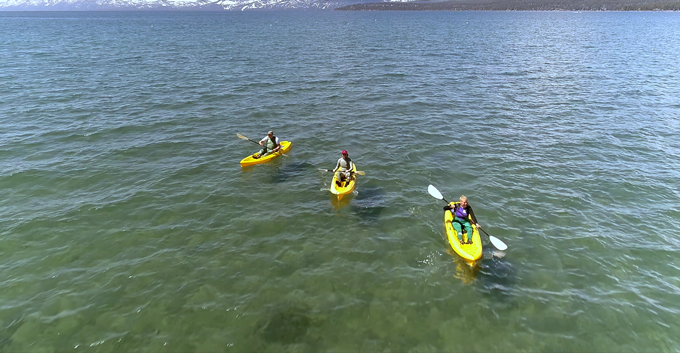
[1,10,679,352]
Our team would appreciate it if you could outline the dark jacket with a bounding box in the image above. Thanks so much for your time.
[443,202,478,224]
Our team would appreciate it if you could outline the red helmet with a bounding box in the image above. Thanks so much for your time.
[341,150,348,155]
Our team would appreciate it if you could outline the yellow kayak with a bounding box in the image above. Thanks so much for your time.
[329,163,357,201]
[444,202,482,264]
[240,141,292,167]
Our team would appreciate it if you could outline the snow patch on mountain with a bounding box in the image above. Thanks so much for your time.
[0,0,349,10]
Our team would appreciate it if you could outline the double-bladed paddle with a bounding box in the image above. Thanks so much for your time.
[237,133,260,145]
[319,169,366,176]
[427,184,508,251]
[237,133,288,157]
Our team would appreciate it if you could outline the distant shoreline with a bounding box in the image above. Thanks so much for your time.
[336,0,680,11]
[2,1,680,11]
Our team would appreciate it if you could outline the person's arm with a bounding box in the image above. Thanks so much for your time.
[332,159,341,173]
[259,136,267,146]
[443,202,455,211]
[468,206,480,227]
[272,137,281,152]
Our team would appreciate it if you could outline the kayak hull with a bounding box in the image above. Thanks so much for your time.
[329,163,357,201]
[240,141,292,167]
[444,203,482,264]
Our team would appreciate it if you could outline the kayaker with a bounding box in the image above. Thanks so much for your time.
[443,196,481,244]
[253,131,281,159]
[332,150,354,187]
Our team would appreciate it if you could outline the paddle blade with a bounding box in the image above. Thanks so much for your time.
[488,235,508,251]
[355,171,365,176]
[428,184,444,200]
[237,133,248,140]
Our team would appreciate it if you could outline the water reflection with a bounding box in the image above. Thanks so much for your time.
[451,252,482,284]
[447,246,515,291]
[330,194,352,209]
[239,156,285,174]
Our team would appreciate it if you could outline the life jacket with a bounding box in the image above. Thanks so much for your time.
[453,203,469,220]
[265,135,278,150]
[338,157,352,171]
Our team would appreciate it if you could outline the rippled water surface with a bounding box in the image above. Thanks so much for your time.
[1,10,679,352]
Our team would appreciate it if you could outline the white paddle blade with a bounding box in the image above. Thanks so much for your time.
[488,236,508,251]
[428,185,444,200]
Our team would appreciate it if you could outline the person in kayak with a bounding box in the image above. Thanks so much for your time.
[443,195,481,244]
[332,150,354,187]
[253,131,281,159]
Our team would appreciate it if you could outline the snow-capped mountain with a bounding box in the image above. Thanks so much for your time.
[0,0,376,10]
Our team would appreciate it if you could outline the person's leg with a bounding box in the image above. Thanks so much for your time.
[254,148,267,158]
[462,221,474,243]
[336,170,343,186]
[452,220,464,243]
[342,171,351,185]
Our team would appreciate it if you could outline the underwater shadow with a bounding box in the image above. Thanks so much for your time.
[254,301,325,348]
[476,249,517,304]
[270,161,316,183]
[346,186,388,225]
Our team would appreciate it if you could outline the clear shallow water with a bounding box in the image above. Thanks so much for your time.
[1,10,679,352]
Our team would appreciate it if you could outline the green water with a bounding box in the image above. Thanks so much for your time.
[1,10,679,352]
